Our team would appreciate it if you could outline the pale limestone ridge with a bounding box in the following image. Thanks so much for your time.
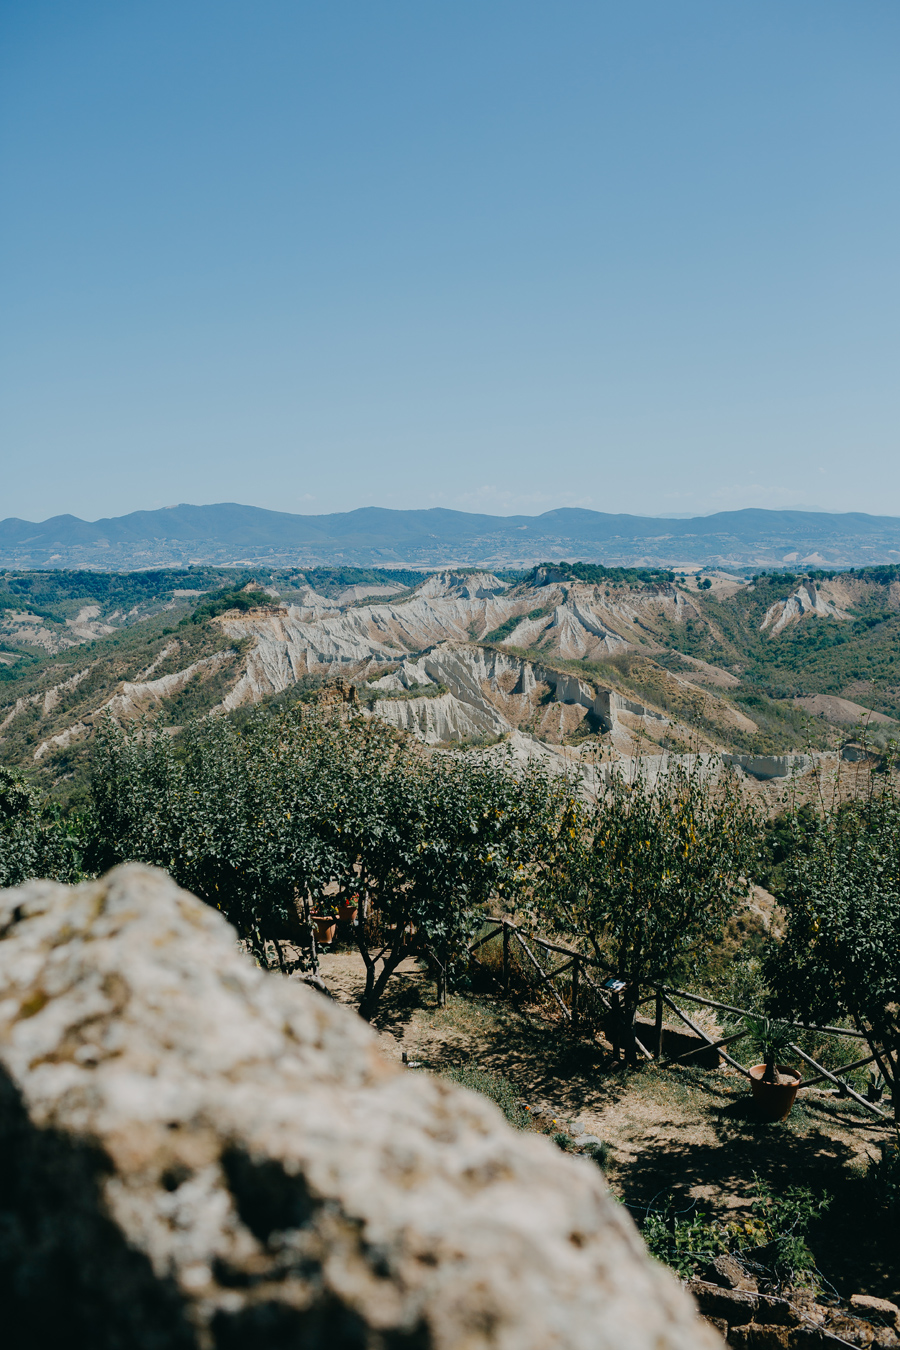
[6,571,702,755]
[760,581,849,635]
[215,571,696,698]
[364,644,671,750]
[0,865,718,1349]
[722,752,814,781]
[30,650,236,760]
[6,570,846,780]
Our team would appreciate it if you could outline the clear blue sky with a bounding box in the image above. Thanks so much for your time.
[1,1,898,524]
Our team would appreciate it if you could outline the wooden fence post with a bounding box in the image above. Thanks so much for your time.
[502,922,510,991]
[571,957,580,1035]
[611,991,621,1061]
[654,990,664,1059]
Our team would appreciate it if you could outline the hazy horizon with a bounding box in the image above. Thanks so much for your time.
[3,499,898,528]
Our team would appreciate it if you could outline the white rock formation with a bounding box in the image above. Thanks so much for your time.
[100,650,234,722]
[33,721,90,761]
[0,865,718,1349]
[760,582,848,635]
[370,690,509,744]
[214,572,695,708]
[362,645,664,750]
[722,752,814,780]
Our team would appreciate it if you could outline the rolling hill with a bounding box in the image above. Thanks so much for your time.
[3,503,900,570]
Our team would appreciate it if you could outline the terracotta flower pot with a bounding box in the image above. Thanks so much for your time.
[338,901,358,923]
[749,1064,802,1121]
[312,915,337,944]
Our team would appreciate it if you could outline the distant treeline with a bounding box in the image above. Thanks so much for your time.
[534,561,676,587]
[752,564,900,587]
[0,567,235,617]
[0,565,429,620]
[289,566,428,592]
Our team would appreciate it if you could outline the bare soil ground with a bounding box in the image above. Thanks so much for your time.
[317,944,899,1302]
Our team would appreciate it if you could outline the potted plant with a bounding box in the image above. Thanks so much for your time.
[338,894,358,923]
[311,914,337,944]
[867,1070,885,1104]
[743,1016,802,1121]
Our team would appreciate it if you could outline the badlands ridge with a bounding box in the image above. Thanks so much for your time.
[7,566,871,789]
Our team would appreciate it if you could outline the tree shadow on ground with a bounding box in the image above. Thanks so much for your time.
[609,1082,897,1302]
[371,970,433,1033]
[404,987,617,1120]
[328,954,899,1299]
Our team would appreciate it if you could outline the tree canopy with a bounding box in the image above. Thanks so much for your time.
[766,786,900,1117]
[90,706,574,1018]
[540,759,757,1061]
[0,766,81,889]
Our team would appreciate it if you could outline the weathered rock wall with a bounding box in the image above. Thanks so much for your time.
[0,865,718,1349]
[0,864,717,1350]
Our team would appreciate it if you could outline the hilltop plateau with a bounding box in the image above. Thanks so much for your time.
[1,560,898,808]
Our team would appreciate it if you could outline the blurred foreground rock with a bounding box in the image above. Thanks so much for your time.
[0,865,719,1349]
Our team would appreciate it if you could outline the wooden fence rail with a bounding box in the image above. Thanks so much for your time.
[466,917,890,1121]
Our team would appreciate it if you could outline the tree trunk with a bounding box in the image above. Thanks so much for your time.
[610,992,621,1061]
[354,924,377,1016]
[358,948,406,1021]
[302,897,318,974]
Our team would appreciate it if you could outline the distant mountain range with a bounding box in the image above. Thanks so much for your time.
[2,503,900,570]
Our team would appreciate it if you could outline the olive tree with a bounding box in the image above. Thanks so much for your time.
[766,787,900,1118]
[90,710,341,960]
[90,706,572,1019]
[0,766,81,888]
[542,758,757,1062]
[329,747,573,1020]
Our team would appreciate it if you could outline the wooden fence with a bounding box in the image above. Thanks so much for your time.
[467,918,891,1121]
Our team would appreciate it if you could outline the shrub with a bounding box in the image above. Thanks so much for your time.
[737,1176,831,1289]
[641,1177,830,1289]
[582,1139,610,1169]
[642,1198,729,1280]
[441,1065,531,1130]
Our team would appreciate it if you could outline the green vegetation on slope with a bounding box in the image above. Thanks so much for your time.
[0,614,243,812]
[534,560,676,588]
[657,566,900,722]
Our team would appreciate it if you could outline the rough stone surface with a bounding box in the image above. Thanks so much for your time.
[726,1327,792,1350]
[850,1297,900,1324]
[691,1281,760,1325]
[722,752,814,781]
[707,1253,759,1293]
[0,865,720,1350]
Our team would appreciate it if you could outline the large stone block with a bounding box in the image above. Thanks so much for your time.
[0,865,720,1349]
